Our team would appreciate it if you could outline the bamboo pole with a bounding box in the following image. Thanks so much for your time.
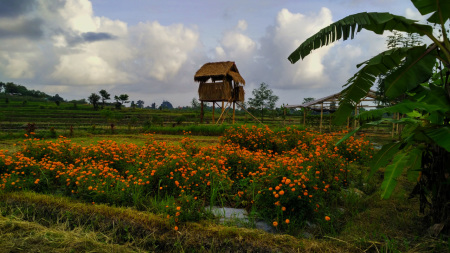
[303,108,306,125]
[216,102,230,124]
[212,102,215,123]
[392,112,396,138]
[232,102,235,124]
[200,101,204,123]
[329,112,332,131]
[222,101,224,114]
[235,102,262,124]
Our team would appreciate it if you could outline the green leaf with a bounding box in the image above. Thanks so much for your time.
[380,151,410,199]
[384,45,437,98]
[424,127,450,152]
[413,84,450,111]
[368,142,402,179]
[357,100,442,122]
[335,127,361,146]
[288,12,432,63]
[332,48,412,124]
[406,147,422,182]
[411,0,450,24]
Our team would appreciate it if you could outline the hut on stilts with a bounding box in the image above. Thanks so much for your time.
[194,61,249,124]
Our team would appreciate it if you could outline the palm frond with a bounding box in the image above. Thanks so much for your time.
[288,12,432,63]
[412,0,450,24]
[332,47,412,124]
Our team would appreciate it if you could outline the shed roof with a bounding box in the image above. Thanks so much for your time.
[285,90,377,109]
[194,61,245,85]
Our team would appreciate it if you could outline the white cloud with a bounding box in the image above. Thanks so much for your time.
[404,7,424,22]
[0,0,398,106]
[256,7,334,91]
[236,20,248,31]
[130,21,199,81]
[214,20,256,61]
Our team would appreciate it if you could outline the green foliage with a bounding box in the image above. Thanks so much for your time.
[88,93,101,110]
[289,0,450,225]
[248,83,279,123]
[99,89,110,107]
[175,115,186,125]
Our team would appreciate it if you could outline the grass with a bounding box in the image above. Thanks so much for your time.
[1,188,447,252]
[0,214,136,253]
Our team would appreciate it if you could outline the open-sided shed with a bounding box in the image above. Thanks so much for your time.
[286,90,378,132]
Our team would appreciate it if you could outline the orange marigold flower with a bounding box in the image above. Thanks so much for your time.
[285,219,290,224]
[176,206,181,211]
[174,226,178,231]
[279,190,285,196]
[273,221,278,227]
[325,216,331,221]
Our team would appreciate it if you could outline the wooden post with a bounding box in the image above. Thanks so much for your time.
[303,108,306,125]
[200,101,204,123]
[232,102,235,124]
[320,102,323,133]
[329,113,332,131]
[212,102,215,123]
[392,112,396,138]
[353,105,358,129]
[222,101,224,114]
[396,113,400,136]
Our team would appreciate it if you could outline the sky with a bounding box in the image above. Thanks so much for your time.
[0,0,424,108]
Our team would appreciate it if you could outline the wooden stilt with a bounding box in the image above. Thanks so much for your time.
[200,101,204,123]
[392,112,395,138]
[235,102,262,124]
[232,102,235,124]
[212,102,215,123]
[303,108,306,125]
[353,105,358,129]
[221,101,224,114]
[329,113,332,131]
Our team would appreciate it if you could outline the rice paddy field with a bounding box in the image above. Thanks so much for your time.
[0,100,448,252]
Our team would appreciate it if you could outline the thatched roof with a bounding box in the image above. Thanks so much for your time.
[194,61,245,85]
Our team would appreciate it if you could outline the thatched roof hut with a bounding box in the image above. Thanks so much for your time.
[194,61,245,102]
[194,61,245,85]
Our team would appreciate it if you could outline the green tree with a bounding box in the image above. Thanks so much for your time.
[114,94,129,105]
[88,93,101,110]
[248,82,279,123]
[99,89,110,108]
[302,97,315,104]
[376,32,423,107]
[288,0,450,226]
[191,97,200,109]
[136,100,144,109]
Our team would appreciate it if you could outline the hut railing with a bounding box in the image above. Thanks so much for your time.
[198,82,232,101]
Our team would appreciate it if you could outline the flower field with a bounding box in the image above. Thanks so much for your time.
[0,125,373,232]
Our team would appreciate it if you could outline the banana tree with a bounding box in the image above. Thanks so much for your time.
[288,0,449,226]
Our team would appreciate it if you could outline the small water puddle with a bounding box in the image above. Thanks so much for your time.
[207,206,275,233]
